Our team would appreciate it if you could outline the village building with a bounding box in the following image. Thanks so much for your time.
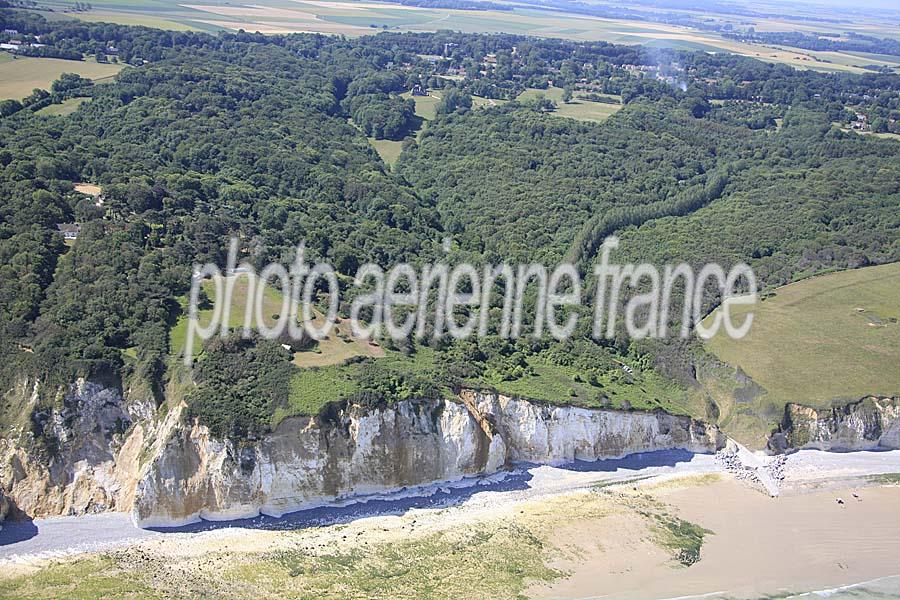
[57,223,82,241]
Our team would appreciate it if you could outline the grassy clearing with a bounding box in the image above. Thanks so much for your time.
[704,262,900,441]
[276,364,358,423]
[517,86,622,123]
[365,90,467,164]
[169,274,379,368]
[471,95,506,109]
[279,345,455,421]
[292,315,384,368]
[73,182,102,196]
[283,333,699,420]
[167,274,290,358]
[400,90,441,120]
[834,124,900,141]
[853,130,900,141]
[368,136,405,166]
[35,97,90,117]
[0,56,123,100]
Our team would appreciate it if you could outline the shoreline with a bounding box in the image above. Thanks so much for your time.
[2,449,900,598]
[530,479,900,600]
[1,448,719,561]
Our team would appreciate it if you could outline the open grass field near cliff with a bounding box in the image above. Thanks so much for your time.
[704,262,900,439]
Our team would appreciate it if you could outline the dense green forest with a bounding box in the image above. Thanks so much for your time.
[1,9,898,440]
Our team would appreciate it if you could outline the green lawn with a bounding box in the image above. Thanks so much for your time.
[401,90,441,120]
[170,274,382,367]
[704,262,900,443]
[368,137,405,166]
[168,274,291,358]
[368,91,443,164]
[517,86,622,123]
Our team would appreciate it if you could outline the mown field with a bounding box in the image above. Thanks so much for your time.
[0,55,123,100]
[368,137,404,166]
[371,87,618,168]
[704,262,900,439]
[367,90,505,165]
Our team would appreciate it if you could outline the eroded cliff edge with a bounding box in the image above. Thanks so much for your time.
[132,390,724,526]
[0,379,723,527]
[768,396,900,453]
[5,376,899,527]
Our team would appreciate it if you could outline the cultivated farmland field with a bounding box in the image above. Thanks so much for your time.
[0,56,123,100]
[21,0,899,74]
[703,262,900,443]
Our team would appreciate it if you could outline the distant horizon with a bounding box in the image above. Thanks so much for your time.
[564,0,900,18]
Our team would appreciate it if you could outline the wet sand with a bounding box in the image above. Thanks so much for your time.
[530,479,900,600]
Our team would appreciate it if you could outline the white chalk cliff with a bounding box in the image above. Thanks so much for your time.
[771,396,900,452]
[1,379,725,527]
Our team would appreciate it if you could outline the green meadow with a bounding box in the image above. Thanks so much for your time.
[0,55,123,100]
[35,97,90,116]
[704,262,900,441]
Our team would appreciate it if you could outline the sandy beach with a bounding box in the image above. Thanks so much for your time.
[530,479,900,600]
[2,450,900,598]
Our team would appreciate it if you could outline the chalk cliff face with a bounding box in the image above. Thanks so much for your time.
[0,378,151,519]
[0,487,8,526]
[132,391,724,526]
[472,391,725,463]
[132,398,506,527]
[771,396,900,452]
[2,377,724,527]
